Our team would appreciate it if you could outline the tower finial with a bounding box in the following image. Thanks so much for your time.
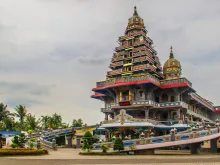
[133,6,138,15]
[170,46,174,58]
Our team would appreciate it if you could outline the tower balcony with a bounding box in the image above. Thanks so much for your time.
[104,100,189,109]
[160,78,192,88]
[109,61,123,68]
[111,56,124,62]
[95,73,160,88]
[101,108,113,113]
[107,69,122,76]
[187,109,213,122]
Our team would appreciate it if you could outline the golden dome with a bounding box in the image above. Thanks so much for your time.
[126,6,145,30]
[163,46,182,80]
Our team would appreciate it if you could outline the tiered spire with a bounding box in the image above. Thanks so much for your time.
[106,7,163,79]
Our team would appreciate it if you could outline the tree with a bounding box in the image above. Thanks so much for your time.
[52,113,62,129]
[0,103,13,121]
[26,114,39,131]
[40,115,50,130]
[1,117,15,131]
[82,131,99,152]
[113,138,124,151]
[72,118,84,127]
[14,105,27,131]
[11,133,25,148]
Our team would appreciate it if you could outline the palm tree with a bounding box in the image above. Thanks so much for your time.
[14,105,27,131]
[2,117,15,131]
[26,113,39,131]
[52,113,62,129]
[0,103,12,121]
[40,115,50,130]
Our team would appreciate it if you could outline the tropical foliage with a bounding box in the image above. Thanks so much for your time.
[0,102,87,133]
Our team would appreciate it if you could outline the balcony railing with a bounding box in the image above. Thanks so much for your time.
[107,69,122,76]
[158,101,188,109]
[133,100,159,107]
[187,109,213,122]
[105,100,188,109]
[96,75,191,90]
[109,61,123,68]
[96,73,160,88]
[160,77,192,87]
[190,93,214,111]
[101,108,113,113]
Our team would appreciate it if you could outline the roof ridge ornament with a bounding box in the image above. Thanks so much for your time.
[133,6,138,16]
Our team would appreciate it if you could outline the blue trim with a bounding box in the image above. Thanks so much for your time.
[151,138,164,143]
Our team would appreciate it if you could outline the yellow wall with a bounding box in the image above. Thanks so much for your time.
[202,138,220,148]
[71,127,96,146]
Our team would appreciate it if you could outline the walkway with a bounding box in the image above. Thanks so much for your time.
[1,149,220,165]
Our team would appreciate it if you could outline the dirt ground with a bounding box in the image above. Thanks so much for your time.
[1,149,220,165]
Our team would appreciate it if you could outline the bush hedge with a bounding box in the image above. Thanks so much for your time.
[79,152,127,155]
[0,148,49,156]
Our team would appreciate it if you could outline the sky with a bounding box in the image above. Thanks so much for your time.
[0,0,220,125]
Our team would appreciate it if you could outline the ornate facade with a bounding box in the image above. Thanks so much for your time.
[91,7,220,136]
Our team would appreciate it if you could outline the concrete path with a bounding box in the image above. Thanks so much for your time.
[1,149,220,165]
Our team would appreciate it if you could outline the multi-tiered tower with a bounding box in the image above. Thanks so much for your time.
[107,6,163,81]
[92,7,220,136]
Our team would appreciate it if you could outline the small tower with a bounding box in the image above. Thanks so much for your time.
[163,46,181,80]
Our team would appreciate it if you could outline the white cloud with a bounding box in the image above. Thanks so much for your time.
[0,0,220,124]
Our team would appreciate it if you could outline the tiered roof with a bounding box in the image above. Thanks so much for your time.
[107,6,163,80]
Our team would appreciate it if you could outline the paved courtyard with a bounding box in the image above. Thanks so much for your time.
[1,149,220,165]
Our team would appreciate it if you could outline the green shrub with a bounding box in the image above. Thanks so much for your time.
[100,144,109,153]
[10,143,18,149]
[79,152,127,155]
[113,138,124,151]
[82,131,99,152]
[0,148,49,156]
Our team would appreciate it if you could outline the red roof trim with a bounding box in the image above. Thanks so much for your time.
[160,83,188,89]
[92,80,189,91]
[91,94,105,98]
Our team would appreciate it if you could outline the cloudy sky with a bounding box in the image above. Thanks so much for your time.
[0,0,220,125]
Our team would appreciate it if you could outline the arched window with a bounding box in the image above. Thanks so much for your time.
[171,96,175,102]
[161,93,168,102]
